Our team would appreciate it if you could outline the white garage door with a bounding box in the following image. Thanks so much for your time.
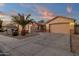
[49,23,70,34]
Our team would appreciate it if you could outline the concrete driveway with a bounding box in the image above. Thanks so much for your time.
[0,32,74,56]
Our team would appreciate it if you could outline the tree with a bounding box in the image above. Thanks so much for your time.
[38,20,45,23]
[0,19,3,28]
[12,13,32,35]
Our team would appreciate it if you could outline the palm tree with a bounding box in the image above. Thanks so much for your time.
[12,13,32,35]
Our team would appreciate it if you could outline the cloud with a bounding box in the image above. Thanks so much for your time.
[19,4,55,19]
[10,9,18,16]
[0,11,6,15]
[0,3,5,7]
[34,5,55,19]
[67,5,72,13]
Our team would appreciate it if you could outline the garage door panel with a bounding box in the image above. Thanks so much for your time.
[50,24,70,34]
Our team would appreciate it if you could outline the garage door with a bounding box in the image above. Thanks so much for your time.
[49,23,70,34]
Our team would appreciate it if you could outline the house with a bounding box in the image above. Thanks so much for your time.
[46,16,76,34]
[0,11,12,26]
[37,23,46,32]
[15,21,46,33]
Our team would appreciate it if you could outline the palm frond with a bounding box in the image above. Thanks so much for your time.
[26,14,31,20]
[12,13,33,28]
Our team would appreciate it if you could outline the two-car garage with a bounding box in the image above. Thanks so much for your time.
[46,16,75,34]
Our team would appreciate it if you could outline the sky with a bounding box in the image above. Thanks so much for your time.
[0,3,79,22]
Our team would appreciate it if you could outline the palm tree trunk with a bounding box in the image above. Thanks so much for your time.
[21,26,26,36]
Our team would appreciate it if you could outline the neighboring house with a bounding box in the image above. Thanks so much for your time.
[0,11,12,27]
[4,23,17,29]
[46,16,76,34]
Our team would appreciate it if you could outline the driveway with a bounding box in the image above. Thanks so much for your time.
[0,32,74,56]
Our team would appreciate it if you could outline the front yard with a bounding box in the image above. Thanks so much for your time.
[0,31,39,40]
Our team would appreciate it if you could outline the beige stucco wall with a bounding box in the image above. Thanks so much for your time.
[18,24,31,32]
[46,24,49,32]
[2,21,12,26]
[47,17,74,24]
[18,23,38,33]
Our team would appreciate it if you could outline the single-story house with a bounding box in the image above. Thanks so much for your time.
[46,16,76,34]
[15,22,45,33]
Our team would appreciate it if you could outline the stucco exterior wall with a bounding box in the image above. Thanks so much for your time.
[18,23,38,33]
[47,17,74,24]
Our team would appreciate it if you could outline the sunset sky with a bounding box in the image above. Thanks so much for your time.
[0,3,79,22]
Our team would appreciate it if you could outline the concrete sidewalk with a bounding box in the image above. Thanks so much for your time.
[0,33,75,56]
